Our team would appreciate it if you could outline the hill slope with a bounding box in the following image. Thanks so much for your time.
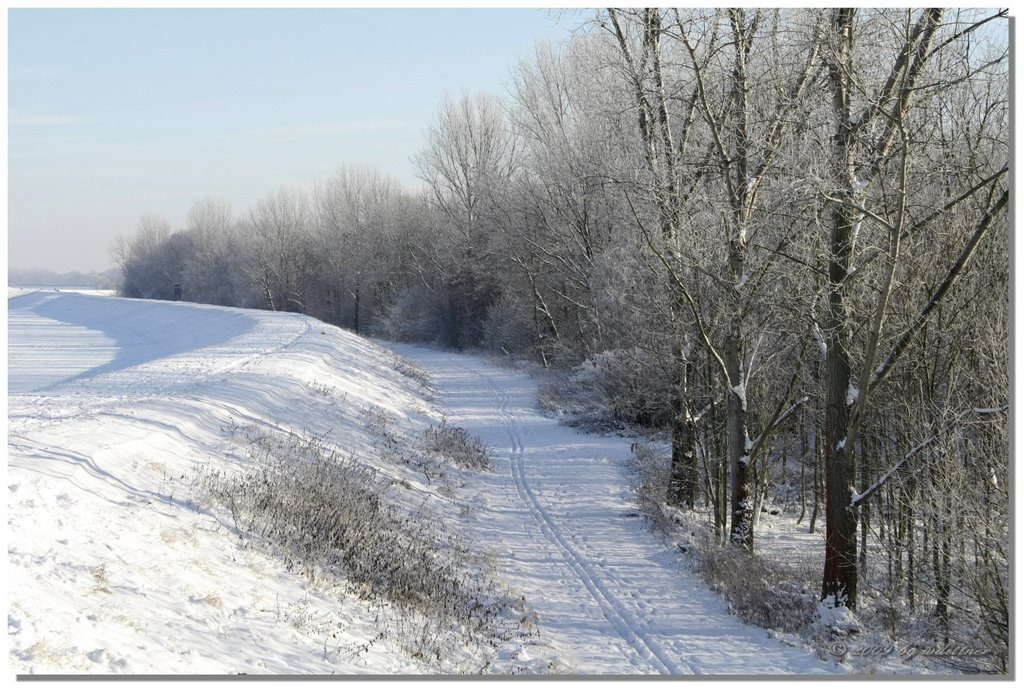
[9,291,469,674]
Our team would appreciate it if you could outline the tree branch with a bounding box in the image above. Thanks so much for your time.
[850,405,1008,509]
[869,188,1008,392]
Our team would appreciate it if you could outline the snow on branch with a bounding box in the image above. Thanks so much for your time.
[747,396,809,459]
[812,321,827,357]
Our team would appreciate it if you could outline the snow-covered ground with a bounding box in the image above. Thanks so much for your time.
[389,343,838,675]
[8,290,441,675]
[8,290,841,676]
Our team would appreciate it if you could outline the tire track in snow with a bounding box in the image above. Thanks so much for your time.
[478,371,694,676]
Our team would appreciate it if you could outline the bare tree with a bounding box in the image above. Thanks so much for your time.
[817,7,1008,610]
[606,8,820,544]
[413,91,519,246]
[181,198,241,306]
[243,187,311,312]
[112,214,178,299]
[412,91,521,348]
[312,165,404,333]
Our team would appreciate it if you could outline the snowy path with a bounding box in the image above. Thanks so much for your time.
[391,344,837,675]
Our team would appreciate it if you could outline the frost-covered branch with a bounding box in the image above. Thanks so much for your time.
[849,405,1008,510]
[869,188,1008,392]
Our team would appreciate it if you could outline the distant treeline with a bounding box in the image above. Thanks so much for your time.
[9,267,120,290]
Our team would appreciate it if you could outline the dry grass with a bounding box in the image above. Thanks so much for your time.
[198,426,533,668]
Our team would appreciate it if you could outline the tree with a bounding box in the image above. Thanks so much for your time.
[181,198,242,306]
[507,37,630,363]
[311,165,404,333]
[112,214,178,299]
[242,187,311,312]
[817,7,1008,610]
[606,8,820,544]
[412,91,520,348]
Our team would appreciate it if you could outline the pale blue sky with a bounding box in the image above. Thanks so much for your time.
[8,7,591,273]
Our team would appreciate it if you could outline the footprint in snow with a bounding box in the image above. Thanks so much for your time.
[86,648,128,672]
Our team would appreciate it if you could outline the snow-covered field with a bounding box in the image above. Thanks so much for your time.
[8,290,841,676]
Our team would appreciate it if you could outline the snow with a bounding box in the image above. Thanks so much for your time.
[870,360,887,387]
[846,385,859,407]
[812,323,827,357]
[849,486,866,506]
[9,290,840,676]
[814,596,860,638]
[390,343,838,675]
[9,291,436,675]
[731,383,747,411]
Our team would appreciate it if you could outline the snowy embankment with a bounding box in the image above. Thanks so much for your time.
[8,291,839,676]
[8,290,450,675]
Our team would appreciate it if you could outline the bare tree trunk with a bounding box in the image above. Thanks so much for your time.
[906,479,916,610]
[726,318,752,547]
[668,346,698,508]
[859,436,870,575]
[798,415,808,524]
[352,283,361,334]
[810,432,821,535]
[821,6,859,609]
[607,8,701,517]
[823,341,858,606]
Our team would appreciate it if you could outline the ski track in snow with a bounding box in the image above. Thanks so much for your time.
[487,369,684,674]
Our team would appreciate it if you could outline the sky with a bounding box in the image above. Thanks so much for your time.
[7,6,592,274]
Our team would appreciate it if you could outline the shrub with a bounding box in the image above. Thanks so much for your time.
[629,443,817,635]
[381,275,498,350]
[692,531,819,634]
[389,352,432,391]
[361,404,400,452]
[538,347,674,432]
[631,442,676,534]
[423,420,492,471]
[380,288,447,343]
[480,292,537,358]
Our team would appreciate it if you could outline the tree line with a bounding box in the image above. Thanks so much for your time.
[114,8,1009,669]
